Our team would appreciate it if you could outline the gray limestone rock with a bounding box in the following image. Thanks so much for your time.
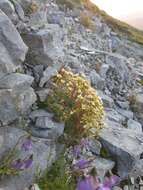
[90,70,105,90]
[29,110,64,139]
[116,101,130,110]
[36,88,50,102]
[0,89,18,126]
[105,109,126,124]
[88,139,102,155]
[0,74,36,125]
[99,64,109,78]
[99,125,143,178]
[92,157,115,178]
[0,73,34,89]
[0,0,18,23]
[39,66,59,87]
[117,108,133,120]
[23,24,64,66]
[0,10,28,75]
[127,119,142,133]
[105,54,135,97]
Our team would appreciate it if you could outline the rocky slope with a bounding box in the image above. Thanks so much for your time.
[0,0,143,189]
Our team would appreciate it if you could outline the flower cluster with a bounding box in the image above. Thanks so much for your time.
[11,154,33,170]
[66,138,119,190]
[11,137,33,170]
[77,175,119,190]
[0,136,33,178]
[46,68,104,139]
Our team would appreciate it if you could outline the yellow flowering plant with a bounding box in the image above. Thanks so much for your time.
[46,68,104,139]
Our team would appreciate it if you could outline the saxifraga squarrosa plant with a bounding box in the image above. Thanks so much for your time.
[37,68,105,190]
[46,68,104,141]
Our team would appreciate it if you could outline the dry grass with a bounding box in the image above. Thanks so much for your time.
[83,0,100,13]
[79,12,94,29]
[56,0,82,9]
[100,10,143,45]
[95,63,101,73]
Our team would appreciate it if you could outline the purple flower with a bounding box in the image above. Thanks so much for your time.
[97,175,119,190]
[24,155,33,169]
[103,175,119,188]
[21,138,32,151]
[77,177,93,190]
[11,159,24,169]
[73,159,91,169]
[72,145,81,157]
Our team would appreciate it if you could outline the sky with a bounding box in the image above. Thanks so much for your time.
[91,0,143,29]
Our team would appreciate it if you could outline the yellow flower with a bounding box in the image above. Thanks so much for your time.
[47,68,104,137]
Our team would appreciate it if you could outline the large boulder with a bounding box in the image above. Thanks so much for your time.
[23,24,64,66]
[0,73,33,89]
[0,73,36,126]
[0,10,28,77]
[0,127,57,190]
[99,125,143,178]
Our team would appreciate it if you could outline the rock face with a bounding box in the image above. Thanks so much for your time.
[0,73,36,126]
[0,127,57,190]
[0,10,28,77]
[99,125,143,178]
